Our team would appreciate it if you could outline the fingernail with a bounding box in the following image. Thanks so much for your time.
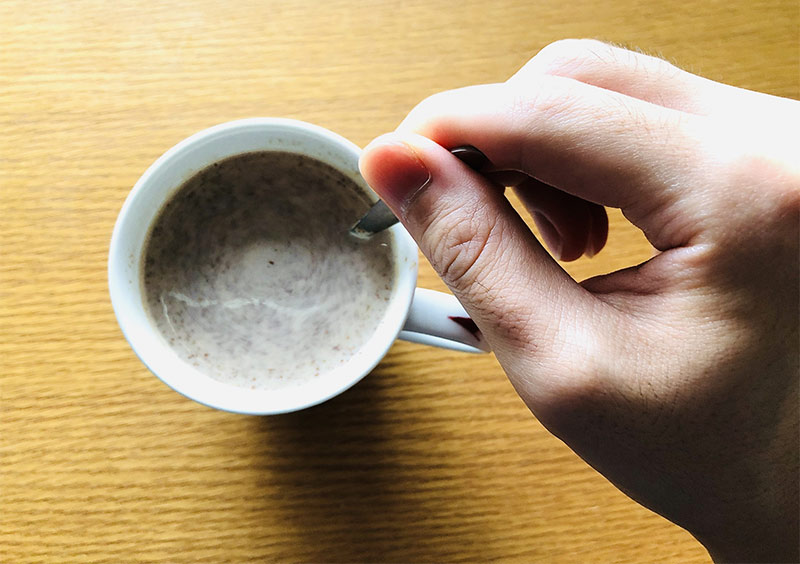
[360,136,431,213]
[533,212,563,260]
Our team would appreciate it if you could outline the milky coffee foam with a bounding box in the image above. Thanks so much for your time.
[143,151,395,391]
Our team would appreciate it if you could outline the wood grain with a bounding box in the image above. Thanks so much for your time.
[1,1,797,562]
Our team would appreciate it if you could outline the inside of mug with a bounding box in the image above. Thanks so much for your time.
[109,118,418,414]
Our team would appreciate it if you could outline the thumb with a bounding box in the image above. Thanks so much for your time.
[359,132,590,366]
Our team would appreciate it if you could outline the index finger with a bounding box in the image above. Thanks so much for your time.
[396,76,707,250]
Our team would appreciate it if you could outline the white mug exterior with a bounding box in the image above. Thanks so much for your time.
[109,118,484,415]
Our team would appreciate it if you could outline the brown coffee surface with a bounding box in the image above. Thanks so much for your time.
[143,151,395,390]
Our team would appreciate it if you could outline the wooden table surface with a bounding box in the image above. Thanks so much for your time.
[2,1,797,562]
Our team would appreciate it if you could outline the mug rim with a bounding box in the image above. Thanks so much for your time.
[108,118,419,414]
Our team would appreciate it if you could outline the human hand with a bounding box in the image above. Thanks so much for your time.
[359,39,799,562]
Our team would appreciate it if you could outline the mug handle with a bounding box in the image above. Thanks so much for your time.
[398,288,491,354]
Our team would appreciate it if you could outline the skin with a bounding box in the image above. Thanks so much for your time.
[359,39,799,562]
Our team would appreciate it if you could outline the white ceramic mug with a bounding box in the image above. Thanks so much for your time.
[108,118,488,415]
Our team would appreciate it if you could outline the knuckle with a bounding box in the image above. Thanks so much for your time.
[531,39,682,87]
[736,147,800,190]
[414,89,454,116]
[510,74,625,148]
[424,201,503,292]
[402,85,494,138]
[533,38,614,75]
[401,90,455,134]
[725,147,800,225]
[512,74,582,124]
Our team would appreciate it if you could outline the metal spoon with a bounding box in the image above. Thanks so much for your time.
[350,145,490,238]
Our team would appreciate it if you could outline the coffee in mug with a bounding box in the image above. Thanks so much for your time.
[143,151,395,391]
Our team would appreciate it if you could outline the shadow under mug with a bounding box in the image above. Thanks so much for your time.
[108,118,489,415]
